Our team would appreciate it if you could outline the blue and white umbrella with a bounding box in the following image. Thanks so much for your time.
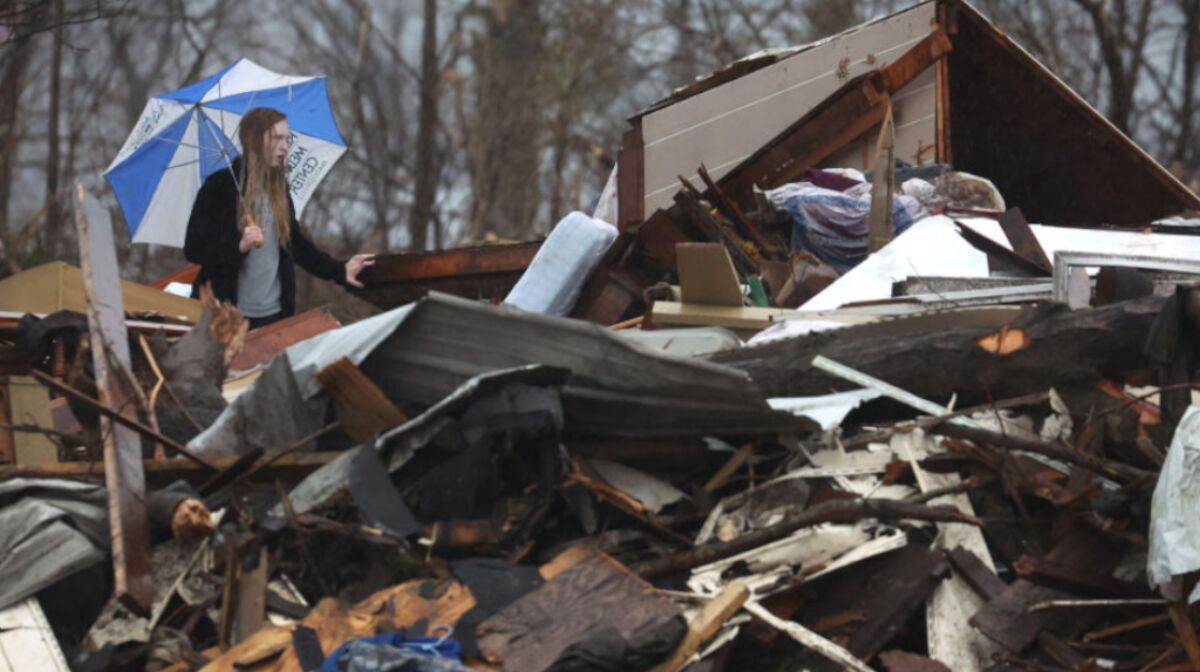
[104,58,347,247]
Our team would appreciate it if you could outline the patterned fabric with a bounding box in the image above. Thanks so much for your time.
[319,632,470,672]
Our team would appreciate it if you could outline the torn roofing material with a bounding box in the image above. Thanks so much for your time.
[190,292,807,458]
[0,479,109,611]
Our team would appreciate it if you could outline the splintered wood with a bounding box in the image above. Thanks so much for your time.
[73,182,154,613]
[650,582,749,672]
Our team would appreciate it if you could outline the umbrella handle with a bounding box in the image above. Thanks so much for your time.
[243,213,263,249]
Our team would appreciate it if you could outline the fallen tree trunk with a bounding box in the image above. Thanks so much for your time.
[710,292,1191,405]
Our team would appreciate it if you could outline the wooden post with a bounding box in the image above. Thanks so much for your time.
[73,183,154,613]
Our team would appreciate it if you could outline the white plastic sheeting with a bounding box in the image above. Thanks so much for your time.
[1148,406,1200,603]
[505,211,618,316]
[802,215,1200,311]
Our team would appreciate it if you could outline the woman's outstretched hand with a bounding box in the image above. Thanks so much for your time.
[345,253,376,288]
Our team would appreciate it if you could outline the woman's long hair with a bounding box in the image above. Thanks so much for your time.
[237,107,291,246]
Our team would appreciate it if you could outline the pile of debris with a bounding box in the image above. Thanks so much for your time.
[6,2,1200,671]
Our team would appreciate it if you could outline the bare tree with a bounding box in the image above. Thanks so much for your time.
[408,0,439,251]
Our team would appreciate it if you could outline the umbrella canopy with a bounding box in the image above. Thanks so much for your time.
[104,58,347,247]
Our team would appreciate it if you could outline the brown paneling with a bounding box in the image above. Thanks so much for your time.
[947,0,1200,226]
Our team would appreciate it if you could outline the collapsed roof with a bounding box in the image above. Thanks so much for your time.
[623,0,1199,228]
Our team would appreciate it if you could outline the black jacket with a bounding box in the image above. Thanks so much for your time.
[184,159,345,317]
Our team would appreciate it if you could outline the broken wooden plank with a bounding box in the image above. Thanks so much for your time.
[945,546,1087,668]
[234,546,269,644]
[676,243,743,307]
[970,523,1117,654]
[315,357,408,442]
[354,241,543,309]
[73,182,154,614]
[998,208,1053,275]
[703,442,754,494]
[946,547,1007,599]
[672,183,760,277]
[616,122,645,231]
[695,163,782,259]
[969,578,1071,653]
[648,582,749,672]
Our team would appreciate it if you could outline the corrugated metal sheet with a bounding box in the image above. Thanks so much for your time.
[641,1,938,213]
[193,292,809,459]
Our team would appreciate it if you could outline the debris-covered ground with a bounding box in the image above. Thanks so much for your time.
[5,1,1200,671]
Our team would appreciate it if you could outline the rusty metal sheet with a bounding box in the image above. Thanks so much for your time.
[72,183,154,613]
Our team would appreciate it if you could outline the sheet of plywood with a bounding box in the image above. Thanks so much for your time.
[676,243,744,307]
[641,1,937,212]
[8,376,57,465]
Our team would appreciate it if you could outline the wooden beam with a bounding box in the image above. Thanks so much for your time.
[360,241,542,283]
[880,29,953,95]
[716,28,953,210]
[935,7,954,165]
[716,74,888,208]
[315,357,408,442]
[616,121,645,231]
[73,182,154,614]
[650,301,879,331]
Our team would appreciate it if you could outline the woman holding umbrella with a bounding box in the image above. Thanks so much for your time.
[184,107,374,329]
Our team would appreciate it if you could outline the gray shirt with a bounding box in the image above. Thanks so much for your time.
[236,196,282,317]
